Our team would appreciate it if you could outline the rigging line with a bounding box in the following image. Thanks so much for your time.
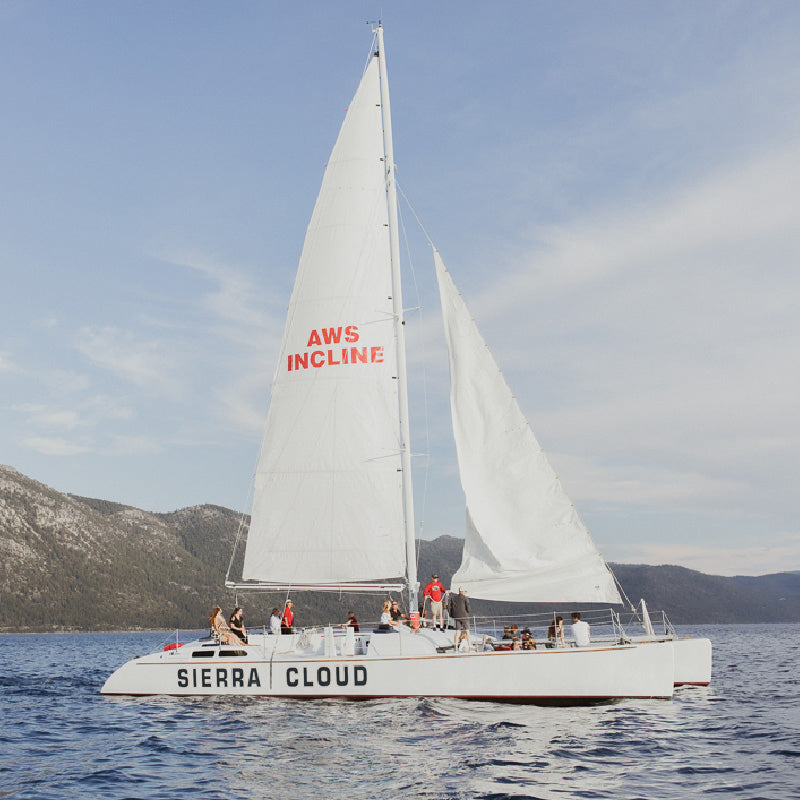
[396,192,432,583]
[225,432,264,583]
[397,181,436,251]
[363,28,380,79]
[225,445,261,584]
[613,571,639,615]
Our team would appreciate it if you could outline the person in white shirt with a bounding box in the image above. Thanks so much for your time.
[571,611,590,646]
[269,607,282,635]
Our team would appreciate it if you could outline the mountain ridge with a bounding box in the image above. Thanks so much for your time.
[2,465,798,631]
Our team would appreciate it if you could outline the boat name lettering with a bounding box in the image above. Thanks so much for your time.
[285,665,367,688]
[287,326,384,372]
[177,667,261,689]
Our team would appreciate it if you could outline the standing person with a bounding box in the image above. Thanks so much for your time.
[281,600,295,634]
[571,611,590,646]
[448,587,471,650]
[345,611,359,632]
[269,607,282,635]
[229,607,248,644]
[423,573,446,631]
[547,615,565,648]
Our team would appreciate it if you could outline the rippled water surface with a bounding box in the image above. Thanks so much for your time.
[1,625,798,799]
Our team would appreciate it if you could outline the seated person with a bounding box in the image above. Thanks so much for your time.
[520,628,535,651]
[456,629,471,652]
[378,600,393,630]
[345,611,359,632]
[229,606,248,644]
[571,611,591,646]
[510,636,521,651]
[210,606,244,646]
[389,599,405,626]
[546,615,565,648]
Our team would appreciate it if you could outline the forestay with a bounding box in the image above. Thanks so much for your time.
[435,251,621,603]
[242,56,407,586]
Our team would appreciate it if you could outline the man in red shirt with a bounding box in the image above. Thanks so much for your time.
[281,600,295,635]
[423,573,446,631]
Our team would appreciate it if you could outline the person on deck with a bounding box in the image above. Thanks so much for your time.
[269,607,282,635]
[281,600,295,634]
[547,616,565,648]
[448,587,471,651]
[389,600,405,627]
[210,606,244,646]
[378,600,393,630]
[423,574,446,631]
[520,628,535,651]
[229,607,248,644]
[571,612,590,646]
[346,611,359,632]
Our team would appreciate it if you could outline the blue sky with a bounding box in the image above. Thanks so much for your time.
[2,1,798,577]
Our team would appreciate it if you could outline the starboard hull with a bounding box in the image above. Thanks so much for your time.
[630,635,712,686]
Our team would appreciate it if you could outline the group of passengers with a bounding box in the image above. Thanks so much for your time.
[210,600,303,645]
[209,594,592,651]
[500,612,590,650]
[209,606,248,646]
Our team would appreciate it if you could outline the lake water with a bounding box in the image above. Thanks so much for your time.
[1,624,798,799]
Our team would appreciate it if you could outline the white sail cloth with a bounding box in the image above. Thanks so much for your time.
[435,251,621,603]
[242,57,407,585]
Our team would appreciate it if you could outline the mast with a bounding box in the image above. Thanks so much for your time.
[375,24,418,612]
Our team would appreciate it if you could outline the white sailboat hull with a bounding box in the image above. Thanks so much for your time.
[630,635,712,686]
[672,636,712,686]
[102,628,675,703]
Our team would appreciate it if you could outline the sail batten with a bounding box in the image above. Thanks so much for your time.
[434,251,621,604]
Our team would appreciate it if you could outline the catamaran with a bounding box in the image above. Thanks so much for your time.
[102,25,710,701]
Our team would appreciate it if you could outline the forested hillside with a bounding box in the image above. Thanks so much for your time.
[2,465,798,631]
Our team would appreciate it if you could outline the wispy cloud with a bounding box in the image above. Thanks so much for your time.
[42,370,91,395]
[615,533,800,578]
[76,326,180,394]
[460,142,800,513]
[23,436,90,456]
[12,404,84,431]
[486,142,800,308]
[107,434,163,455]
[0,352,21,373]
[156,249,278,337]
[149,250,284,433]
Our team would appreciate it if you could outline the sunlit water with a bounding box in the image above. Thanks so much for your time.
[1,625,798,799]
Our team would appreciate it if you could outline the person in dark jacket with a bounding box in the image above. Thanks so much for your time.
[448,587,470,650]
[229,607,248,644]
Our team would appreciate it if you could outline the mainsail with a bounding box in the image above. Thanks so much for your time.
[435,251,621,603]
[242,56,407,587]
